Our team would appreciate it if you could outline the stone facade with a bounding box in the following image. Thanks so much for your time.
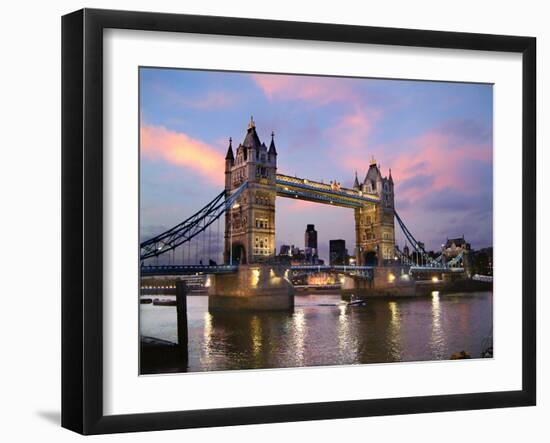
[224,118,277,264]
[353,161,396,266]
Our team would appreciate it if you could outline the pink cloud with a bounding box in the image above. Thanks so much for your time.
[141,124,224,185]
[326,106,376,153]
[251,74,358,106]
[333,123,491,203]
[388,131,492,200]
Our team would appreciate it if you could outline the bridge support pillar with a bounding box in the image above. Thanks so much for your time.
[208,265,294,311]
[341,266,415,298]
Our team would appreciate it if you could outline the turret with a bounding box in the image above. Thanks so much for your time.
[225,137,234,191]
[224,118,277,265]
[353,171,360,189]
[268,131,277,162]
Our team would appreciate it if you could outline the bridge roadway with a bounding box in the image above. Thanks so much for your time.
[140,264,462,277]
[140,264,376,276]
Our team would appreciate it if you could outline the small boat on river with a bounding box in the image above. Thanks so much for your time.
[152,298,177,306]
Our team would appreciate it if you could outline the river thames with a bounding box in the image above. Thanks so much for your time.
[140,291,492,373]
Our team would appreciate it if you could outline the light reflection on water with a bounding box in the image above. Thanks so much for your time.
[387,301,402,361]
[430,291,446,359]
[140,291,493,373]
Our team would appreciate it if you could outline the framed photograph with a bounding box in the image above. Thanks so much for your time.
[62,8,536,434]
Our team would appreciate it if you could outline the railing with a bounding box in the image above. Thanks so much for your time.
[291,265,374,271]
[141,264,239,276]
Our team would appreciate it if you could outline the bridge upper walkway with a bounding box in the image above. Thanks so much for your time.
[276,174,379,208]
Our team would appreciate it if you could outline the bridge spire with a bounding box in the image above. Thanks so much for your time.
[353,170,360,189]
[268,130,277,156]
[225,137,234,162]
[243,117,261,148]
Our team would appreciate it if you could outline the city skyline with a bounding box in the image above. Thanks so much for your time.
[140,68,493,263]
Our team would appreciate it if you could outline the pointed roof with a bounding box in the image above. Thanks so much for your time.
[225,137,234,161]
[268,131,277,156]
[364,159,382,186]
[389,168,393,182]
[353,171,360,188]
[242,116,262,149]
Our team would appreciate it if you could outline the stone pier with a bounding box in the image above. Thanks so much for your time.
[341,266,415,298]
[208,264,294,311]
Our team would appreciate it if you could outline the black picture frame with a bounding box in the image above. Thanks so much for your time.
[62,8,536,435]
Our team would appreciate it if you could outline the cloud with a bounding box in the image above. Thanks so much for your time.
[326,106,375,152]
[141,124,225,185]
[421,187,492,214]
[332,118,493,202]
[251,74,358,106]
[399,174,435,190]
[439,118,493,145]
[149,81,237,110]
[390,127,492,197]
[178,91,236,110]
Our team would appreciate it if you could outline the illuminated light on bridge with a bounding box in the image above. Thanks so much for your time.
[251,268,260,287]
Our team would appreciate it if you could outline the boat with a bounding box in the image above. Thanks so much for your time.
[348,299,367,307]
[152,298,177,306]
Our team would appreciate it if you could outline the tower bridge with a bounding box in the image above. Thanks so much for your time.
[140,118,467,310]
[223,117,395,267]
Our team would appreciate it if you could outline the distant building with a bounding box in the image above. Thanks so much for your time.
[444,235,471,258]
[403,244,410,257]
[329,239,348,265]
[304,224,318,262]
[279,244,292,256]
[277,243,323,265]
[472,247,493,276]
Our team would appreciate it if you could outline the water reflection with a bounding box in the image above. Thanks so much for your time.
[430,291,446,358]
[251,315,262,358]
[337,304,357,362]
[292,310,306,366]
[201,311,214,367]
[140,291,493,373]
[387,301,402,360]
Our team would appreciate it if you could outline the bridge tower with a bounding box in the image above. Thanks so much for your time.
[353,159,395,266]
[224,118,277,264]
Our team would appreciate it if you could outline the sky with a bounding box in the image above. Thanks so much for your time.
[140,68,493,264]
